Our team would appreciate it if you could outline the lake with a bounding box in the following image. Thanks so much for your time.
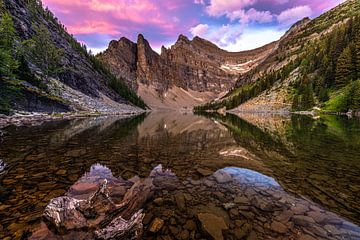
[0,112,360,239]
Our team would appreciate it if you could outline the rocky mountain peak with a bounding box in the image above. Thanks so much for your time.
[177,34,190,42]
[191,36,220,50]
[99,32,278,108]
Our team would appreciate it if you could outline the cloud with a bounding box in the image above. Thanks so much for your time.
[277,5,312,26]
[206,0,257,17]
[227,8,274,24]
[190,24,210,37]
[67,20,121,35]
[190,23,244,47]
[43,0,199,50]
[194,0,205,5]
[222,27,285,51]
[43,0,345,54]
[190,23,284,51]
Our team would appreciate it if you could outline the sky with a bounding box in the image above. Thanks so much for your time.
[42,0,345,54]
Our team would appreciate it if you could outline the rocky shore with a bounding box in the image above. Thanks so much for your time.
[0,110,144,130]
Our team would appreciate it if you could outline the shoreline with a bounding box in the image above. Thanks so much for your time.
[0,110,147,130]
[200,108,359,117]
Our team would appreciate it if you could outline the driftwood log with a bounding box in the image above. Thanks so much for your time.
[31,164,178,240]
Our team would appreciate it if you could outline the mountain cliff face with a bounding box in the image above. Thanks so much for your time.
[195,0,360,113]
[98,34,276,109]
[1,0,145,115]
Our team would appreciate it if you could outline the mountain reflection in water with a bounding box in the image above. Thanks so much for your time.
[0,112,359,239]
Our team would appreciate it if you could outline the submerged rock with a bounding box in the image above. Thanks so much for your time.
[197,213,228,240]
[149,218,164,233]
[174,192,186,211]
[213,170,232,183]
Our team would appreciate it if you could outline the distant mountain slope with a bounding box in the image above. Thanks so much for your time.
[195,0,360,114]
[0,0,146,115]
[98,33,276,110]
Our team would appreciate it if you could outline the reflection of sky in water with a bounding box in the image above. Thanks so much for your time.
[223,167,280,187]
[80,164,118,183]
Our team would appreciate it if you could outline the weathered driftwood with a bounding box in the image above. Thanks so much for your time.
[38,164,176,239]
[95,210,144,240]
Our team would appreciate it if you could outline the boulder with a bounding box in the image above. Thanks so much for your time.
[149,218,164,233]
[213,170,232,183]
[197,213,228,240]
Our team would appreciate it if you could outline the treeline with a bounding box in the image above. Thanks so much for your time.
[0,0,147,110]
[1,2,61,113]
[292,15,360,111]
[194,59,301,111]
[195,14,360,113]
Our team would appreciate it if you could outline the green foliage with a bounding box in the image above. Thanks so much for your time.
[347,80,360,110]
[0,0,4,12]
[108,73,147,110]
[335,46,353,87]
[0,12,19,78]
[356,33,360,79]
[291,83,315,111]
[324,80,360,112]
[22,24,63,80]
[318,88,330,103]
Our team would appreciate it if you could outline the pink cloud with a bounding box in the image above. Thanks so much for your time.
[228,8,274,24]
[206,0,257,17]
[277,5,312,26]
[42,0,199,50]
[190,24,210,37]
[67,20,121,35]
[42,0,345,53]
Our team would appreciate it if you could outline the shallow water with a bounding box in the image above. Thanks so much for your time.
[0,112,360,239]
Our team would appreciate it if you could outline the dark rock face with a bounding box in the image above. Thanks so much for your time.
[0,81,70,114]
[102,38,138,90]
[4,0,128,105]
[98,34,277,94]
[13,90,70,113]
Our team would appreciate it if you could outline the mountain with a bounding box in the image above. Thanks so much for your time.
[195,0,360,114]
[98,33,276,110]
[0,0,146,115]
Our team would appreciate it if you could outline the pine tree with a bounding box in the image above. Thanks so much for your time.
[335,46,353,87]
[0,0,5,13]
[23,24,63,81]
[355,32,360,79]
[348,80,360,110]
[0,13,17,50]
[292,94,300,111]
[0,13,18,78]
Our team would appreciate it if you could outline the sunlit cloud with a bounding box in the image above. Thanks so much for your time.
[42,0,346,53]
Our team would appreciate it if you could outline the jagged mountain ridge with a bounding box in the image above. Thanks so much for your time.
[98,33,276,109]
[195,0,360,113]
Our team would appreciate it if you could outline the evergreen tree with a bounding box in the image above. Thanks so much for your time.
[23,24,63,81]
[0,13,18,78]
[335,46,353,87]
[292,94,300,111]
[348,80,360,110]
[0,0,5,13]
[355,32,360,79]
[302,84,315,110]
